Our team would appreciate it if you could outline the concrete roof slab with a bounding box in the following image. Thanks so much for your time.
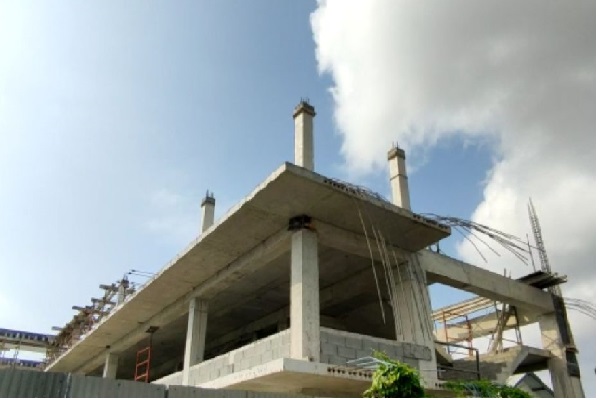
[47,163,449,374]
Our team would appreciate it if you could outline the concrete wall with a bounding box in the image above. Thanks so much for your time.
[320,327,432,370]
[153,370,183,386]
[157,328,433,388]
[157,329,291,386]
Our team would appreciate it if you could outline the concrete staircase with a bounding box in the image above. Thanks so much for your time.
[439,346,528,384]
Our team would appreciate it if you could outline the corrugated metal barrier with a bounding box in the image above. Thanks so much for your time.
[69,375,165,398]
[166,385,302,398]
[0,369,67,398]
[0,369,306,398]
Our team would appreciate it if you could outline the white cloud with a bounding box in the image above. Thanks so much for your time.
[312,0,595,395]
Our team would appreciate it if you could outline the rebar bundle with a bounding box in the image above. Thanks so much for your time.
[563,297,596,320]
[420,213,532,265]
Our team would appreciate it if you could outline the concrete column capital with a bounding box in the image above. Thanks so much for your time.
[288,215,314,232]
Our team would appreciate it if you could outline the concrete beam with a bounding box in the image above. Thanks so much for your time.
[420,251,555,312]
[316,221,553,313]
[431,297,495,322]
[434,308,542,343]
[320,268,380,310]
[73,228,291,375]
[315,220,392,263]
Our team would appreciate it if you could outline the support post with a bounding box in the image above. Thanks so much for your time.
[387,146,411,210]
[201,192,215,233]
[289,216,320,361]
[116,277,129,306]
[393,254,438,387]
[182,298,208,385]
[102,353,119,379]
[539,308,585,397]
[293,100,316,171]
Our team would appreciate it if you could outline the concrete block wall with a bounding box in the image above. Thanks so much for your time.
[168,329,291,386]
[156,328,433,387]
[153,371,183,386]
[320,328,432,370]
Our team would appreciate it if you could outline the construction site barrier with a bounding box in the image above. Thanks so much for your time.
[0,368,306,398]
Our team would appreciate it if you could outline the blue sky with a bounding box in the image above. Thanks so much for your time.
[0,0,489,330]
[0,0,594,395]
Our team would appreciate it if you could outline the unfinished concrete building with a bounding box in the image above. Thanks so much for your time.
[45,101,585,397]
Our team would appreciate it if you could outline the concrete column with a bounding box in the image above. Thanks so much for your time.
[290,225,320,361]
[387,147,411,210]
[182,298,208,385]
[393,254,437,387]
[116,278,129,305]
[293,100,316,171]
[102,353,119,379]
[201,192,215,233]
[539,312,585,397]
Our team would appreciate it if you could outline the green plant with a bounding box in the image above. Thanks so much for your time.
[363,351,425,398]
[443,379,532,398]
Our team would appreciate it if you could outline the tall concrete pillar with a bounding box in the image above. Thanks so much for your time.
[289,217,320,361]
[293,100,316,171]
[116,277,129,305]
[387,147,411,210]
[102,353,119,379]
[201,192,215,233]
[539,311,585,397]
[393,254,437,387]
[182,298,208,385]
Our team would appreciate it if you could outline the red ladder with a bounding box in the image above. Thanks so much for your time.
[134,346,151,382]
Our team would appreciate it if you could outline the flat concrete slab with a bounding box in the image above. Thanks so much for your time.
[514,346,552,374]
[47,163,450,374]
[203,358,373,397]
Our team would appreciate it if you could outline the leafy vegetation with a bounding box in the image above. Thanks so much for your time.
[443,380,531,398]
[363,351,425,398]
[363,351,532,398]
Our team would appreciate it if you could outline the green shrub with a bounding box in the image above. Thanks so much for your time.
[363,351,425,398]
[363,351,531,398]
[443,379,532,398]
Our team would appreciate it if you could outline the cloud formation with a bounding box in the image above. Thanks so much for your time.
[312,0,595,394]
